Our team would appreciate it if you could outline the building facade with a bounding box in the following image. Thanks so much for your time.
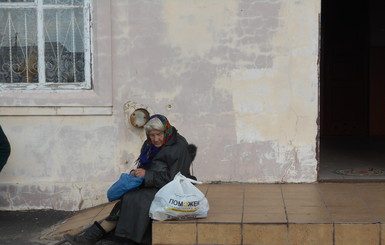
[0,0,320,211]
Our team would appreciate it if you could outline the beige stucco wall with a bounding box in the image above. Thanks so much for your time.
[0,0,320,211]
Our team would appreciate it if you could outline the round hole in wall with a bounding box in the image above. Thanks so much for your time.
[130,108,150,128]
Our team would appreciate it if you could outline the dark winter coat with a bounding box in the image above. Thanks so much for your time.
[113,128,193,244]
[0,126,11,172]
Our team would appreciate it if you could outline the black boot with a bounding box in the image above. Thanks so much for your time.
[64,221,106,245]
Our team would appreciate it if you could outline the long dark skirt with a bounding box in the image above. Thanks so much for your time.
[106,187,158,244]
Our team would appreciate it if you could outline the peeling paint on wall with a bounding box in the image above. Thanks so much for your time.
[0,182,109,210]
[162,0,239,58]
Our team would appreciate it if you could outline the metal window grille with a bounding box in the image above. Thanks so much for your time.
[0,0,92,90]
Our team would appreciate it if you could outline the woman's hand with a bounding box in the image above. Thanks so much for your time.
[134,168,146,177]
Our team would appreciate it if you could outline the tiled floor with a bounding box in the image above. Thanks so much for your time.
[50,183,385,245]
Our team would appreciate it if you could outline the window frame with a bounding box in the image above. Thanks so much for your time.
[0,0,92,91]
[0,0,112,113]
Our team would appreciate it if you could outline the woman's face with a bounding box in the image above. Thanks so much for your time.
[148,130,164,147]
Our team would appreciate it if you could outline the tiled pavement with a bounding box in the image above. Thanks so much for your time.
[49,183,385,245]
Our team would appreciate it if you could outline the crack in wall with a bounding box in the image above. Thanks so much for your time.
[74,184,84,210]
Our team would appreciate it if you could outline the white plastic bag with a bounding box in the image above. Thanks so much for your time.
[149,172,209,221]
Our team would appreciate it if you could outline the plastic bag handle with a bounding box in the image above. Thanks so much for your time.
[175,172,202,184]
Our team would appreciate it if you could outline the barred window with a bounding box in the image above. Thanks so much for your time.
[0,0,92,90]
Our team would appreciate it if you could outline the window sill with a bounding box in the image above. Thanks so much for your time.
[0,106,112,116]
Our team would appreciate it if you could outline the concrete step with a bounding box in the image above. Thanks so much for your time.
[52,183,385,245]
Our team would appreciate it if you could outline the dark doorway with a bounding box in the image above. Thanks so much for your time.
[319,0,385,181]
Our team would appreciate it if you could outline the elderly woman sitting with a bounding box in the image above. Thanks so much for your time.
[64,114,196,245]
